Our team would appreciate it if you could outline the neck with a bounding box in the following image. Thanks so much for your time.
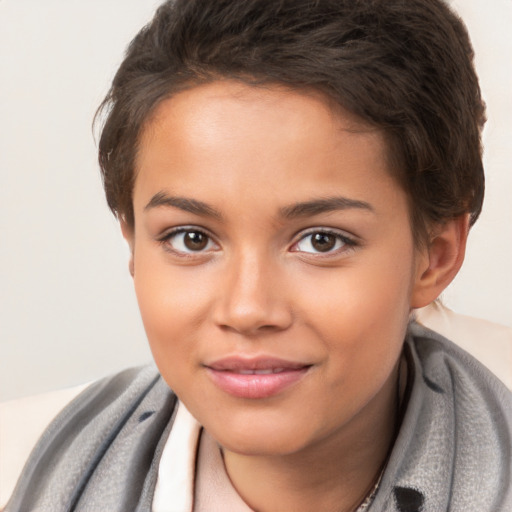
[222,358,406,512]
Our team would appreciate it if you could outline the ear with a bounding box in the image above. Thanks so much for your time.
[411,214,470,308]
[120,217,135,278]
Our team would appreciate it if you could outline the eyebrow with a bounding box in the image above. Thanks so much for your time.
[144,192,373,220]
[279,196,374,218]
[144,191,223,219]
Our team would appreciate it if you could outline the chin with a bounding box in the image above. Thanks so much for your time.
[205,413,319,457]
[219,432,306,457]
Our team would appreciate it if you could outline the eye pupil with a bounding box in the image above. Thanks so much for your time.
[311,233,336,252]
[184,231,208,251]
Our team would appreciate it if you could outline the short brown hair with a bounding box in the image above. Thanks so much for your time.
[97,0,485,244]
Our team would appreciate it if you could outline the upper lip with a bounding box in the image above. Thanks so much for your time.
[205,356,311,372]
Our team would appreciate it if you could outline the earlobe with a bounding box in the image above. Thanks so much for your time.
[120,217,135,278]
[411,215,470,308]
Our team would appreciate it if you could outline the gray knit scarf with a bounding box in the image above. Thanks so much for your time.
[6,323,512,512]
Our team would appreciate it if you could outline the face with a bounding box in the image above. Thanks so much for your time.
[129,81,425,457]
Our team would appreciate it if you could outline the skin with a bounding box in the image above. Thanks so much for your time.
[123,81,467,512]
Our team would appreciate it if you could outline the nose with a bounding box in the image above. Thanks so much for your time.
[213,252,293,336]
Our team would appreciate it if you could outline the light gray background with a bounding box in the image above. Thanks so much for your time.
[1,0,511,401]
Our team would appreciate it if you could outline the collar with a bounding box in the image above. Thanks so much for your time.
[153,401,201,512]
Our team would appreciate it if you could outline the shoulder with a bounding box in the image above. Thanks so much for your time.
[415,303,512,389]
[407,320,512,406]
[24,365,167,457]
[372,323,512,511]
[383,323,512,511]
[2,366,177,511]
[0,382,89,509]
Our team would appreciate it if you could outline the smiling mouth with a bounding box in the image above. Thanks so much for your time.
[237,368,289,375]
[205,357,312,399]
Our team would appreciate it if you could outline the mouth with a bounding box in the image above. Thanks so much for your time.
[204,357,312,399]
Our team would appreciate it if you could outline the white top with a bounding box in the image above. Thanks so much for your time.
[152,402,201,512]
[153,402,254,512]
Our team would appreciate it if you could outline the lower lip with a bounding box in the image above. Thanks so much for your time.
[206,367,310,399]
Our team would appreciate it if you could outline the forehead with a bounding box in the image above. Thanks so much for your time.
[139,81,376,153]
[133,80,405,221]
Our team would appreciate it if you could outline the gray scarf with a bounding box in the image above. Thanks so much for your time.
[6,323,512,512]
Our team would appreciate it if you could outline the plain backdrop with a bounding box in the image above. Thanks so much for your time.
[1,0,511,401]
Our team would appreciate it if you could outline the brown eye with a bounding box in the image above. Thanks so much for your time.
[293,230,352,254]
[163,229,217,254]
[311,233,336,252]
[183,231,208,251]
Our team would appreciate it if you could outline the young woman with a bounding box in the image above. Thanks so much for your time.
[6,1,512,511]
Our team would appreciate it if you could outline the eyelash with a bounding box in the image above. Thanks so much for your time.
[290,229,358,256]
[157,226,219,256]
[157,226,358,258]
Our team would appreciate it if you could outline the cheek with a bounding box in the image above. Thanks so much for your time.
[297,252,413,331]
[134,243,213,319]
[132,248,214,375]
[295,250,413,381]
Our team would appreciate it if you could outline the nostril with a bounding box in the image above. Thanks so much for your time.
[259,324,281,331]
[218,322,285,335]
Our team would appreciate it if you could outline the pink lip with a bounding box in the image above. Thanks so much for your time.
[205,357,311,399]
